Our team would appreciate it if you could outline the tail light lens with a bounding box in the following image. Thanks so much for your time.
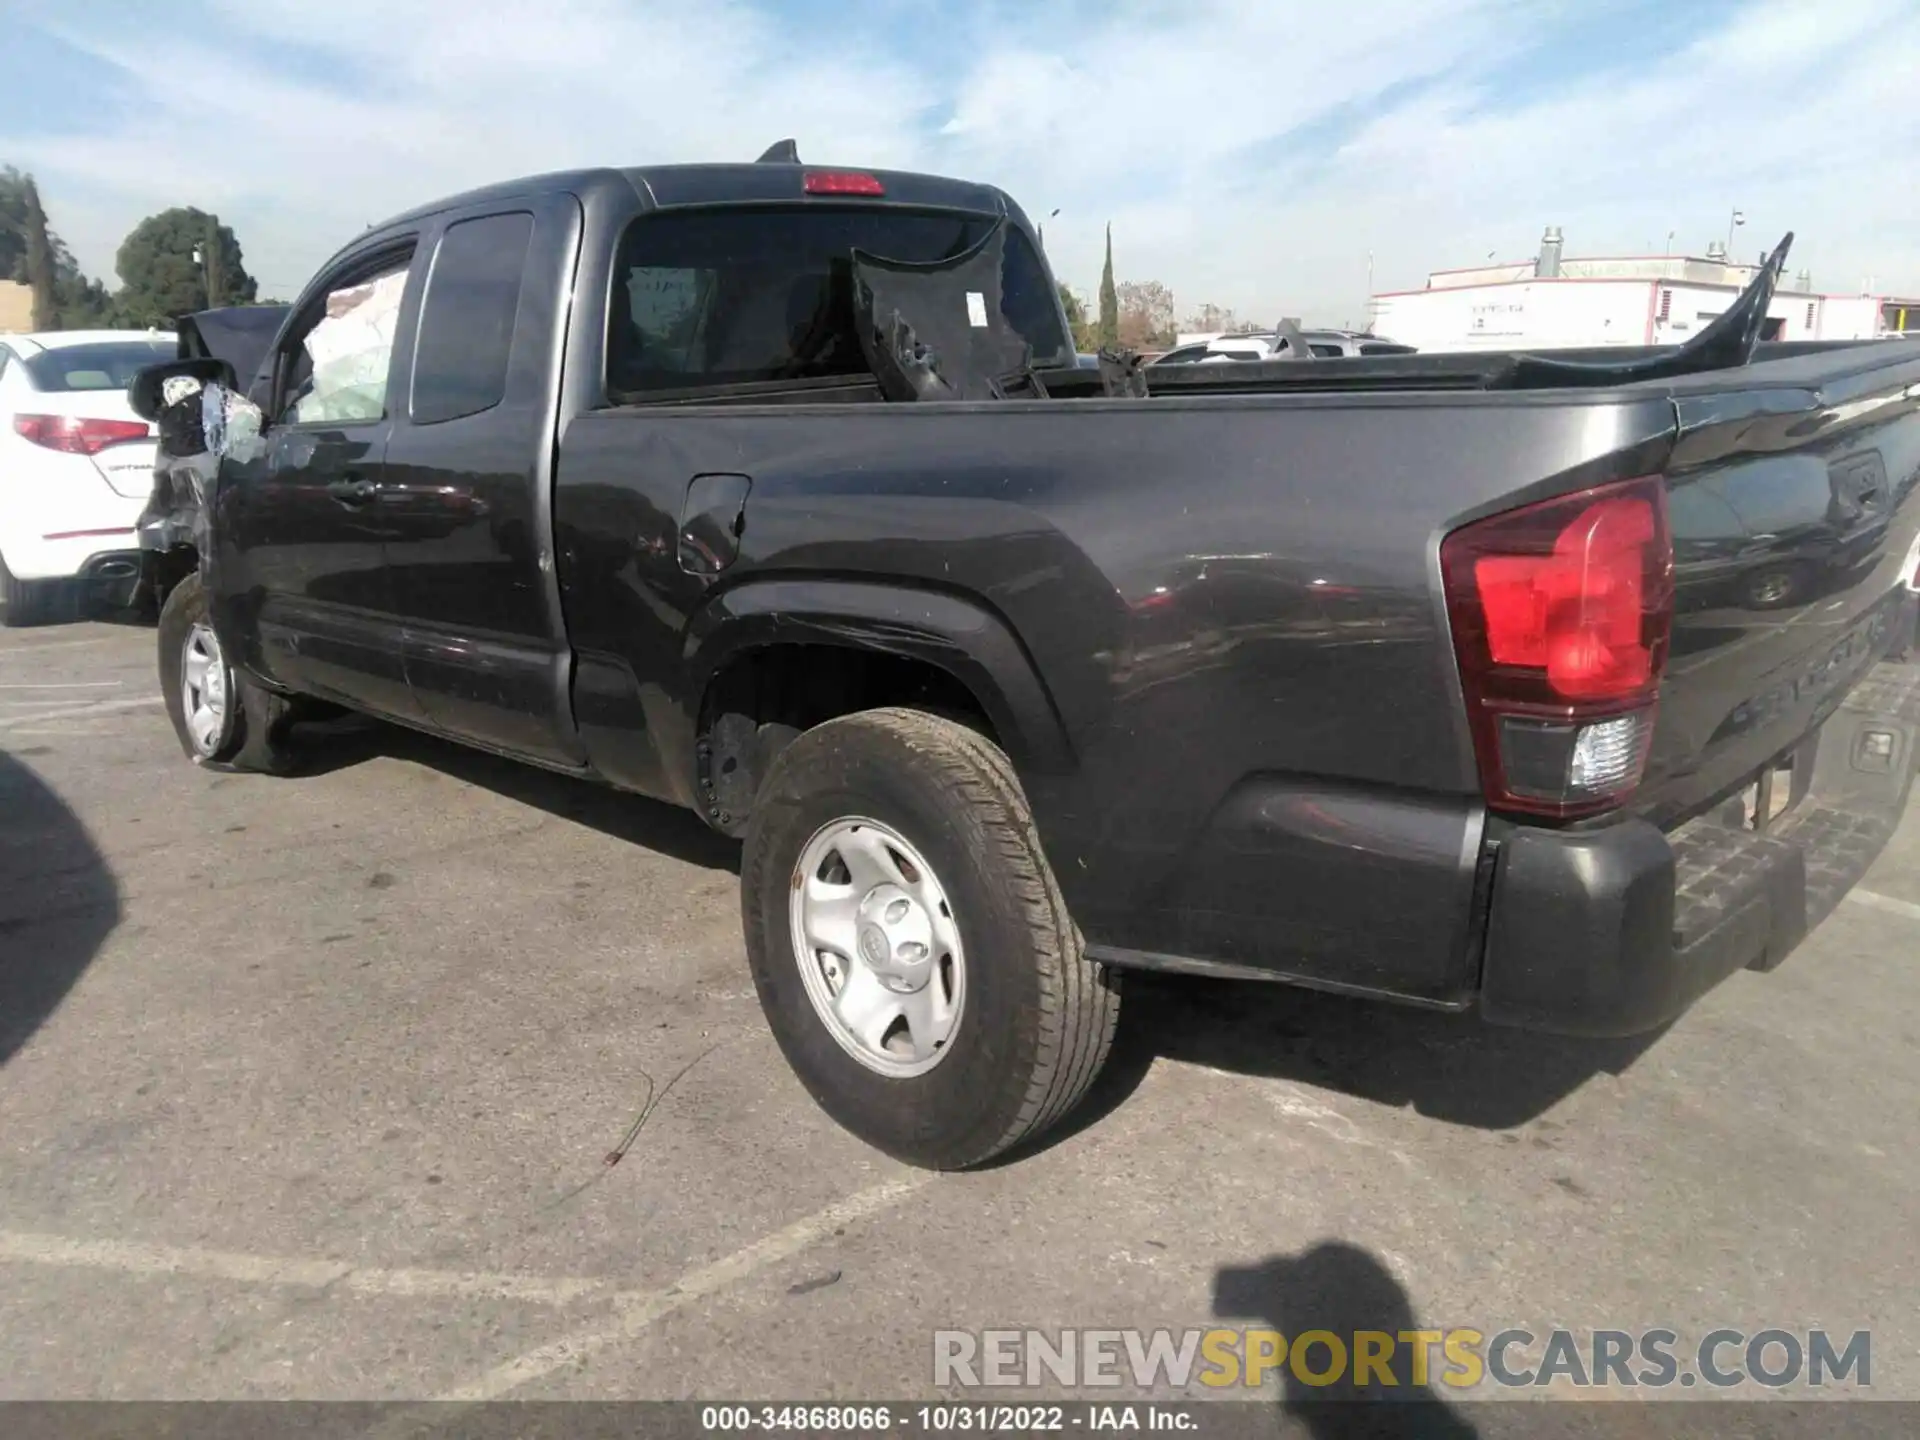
[1442,475,1674,818]
[14,414,152,456]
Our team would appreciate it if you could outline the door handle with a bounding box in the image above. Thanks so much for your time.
[327,476,379,506]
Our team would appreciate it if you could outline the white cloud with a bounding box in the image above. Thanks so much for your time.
[6,0,1917,322]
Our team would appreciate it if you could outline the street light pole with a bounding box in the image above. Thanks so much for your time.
[1725,207,1745,255]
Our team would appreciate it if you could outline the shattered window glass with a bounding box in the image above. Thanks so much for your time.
[285,266,409,426]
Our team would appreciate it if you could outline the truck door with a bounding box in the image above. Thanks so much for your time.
[377,196,587,768]
[214,242,426,723]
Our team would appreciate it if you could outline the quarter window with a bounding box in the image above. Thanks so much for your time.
[411,212,534,425]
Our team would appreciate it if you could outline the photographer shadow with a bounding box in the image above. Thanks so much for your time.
[1214,1243,1479,1438]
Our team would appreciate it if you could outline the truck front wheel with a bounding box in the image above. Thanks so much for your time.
[741,707,1120,1169]
[157,573,297,773]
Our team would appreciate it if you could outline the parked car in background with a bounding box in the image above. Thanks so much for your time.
[0,329,173,625]
[1151,328,1418,365]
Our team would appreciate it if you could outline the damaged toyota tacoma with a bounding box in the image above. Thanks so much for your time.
[130,146,1920,1168]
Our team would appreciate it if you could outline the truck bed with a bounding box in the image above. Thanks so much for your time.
[557,330,1920,1017]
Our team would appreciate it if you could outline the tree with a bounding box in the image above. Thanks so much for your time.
[0,166,32,280]
[1057,282,1096,352]
[115,206,256,325]
[0,166,116,329]
[20,180,57,330]
[1182,303,1264,337]
[1097,224,1119,351]
[1116,279,1177,349]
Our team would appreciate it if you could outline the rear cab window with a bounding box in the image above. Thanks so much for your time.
[23,341,173,392]
[604,205,1067,400]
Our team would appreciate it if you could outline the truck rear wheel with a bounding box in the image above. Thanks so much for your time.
[741,707,1120,1169]
[157,572,297,773]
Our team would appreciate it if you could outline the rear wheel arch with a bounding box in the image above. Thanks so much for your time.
[685,580,1073,836]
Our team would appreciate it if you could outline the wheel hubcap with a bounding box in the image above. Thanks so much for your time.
[789,818,965,1077]
[181,622,230,757]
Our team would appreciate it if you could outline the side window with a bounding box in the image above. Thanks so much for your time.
[410,212,535,425]
[278,259,411,426]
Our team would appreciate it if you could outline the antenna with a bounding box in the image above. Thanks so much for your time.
[756,139,801,164]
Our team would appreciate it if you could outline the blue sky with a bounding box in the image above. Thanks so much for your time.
[4,0,1916,324]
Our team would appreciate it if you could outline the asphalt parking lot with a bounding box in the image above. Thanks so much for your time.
[3,619,1918,1417]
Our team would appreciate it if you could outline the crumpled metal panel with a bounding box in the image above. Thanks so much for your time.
[139,380,266,557]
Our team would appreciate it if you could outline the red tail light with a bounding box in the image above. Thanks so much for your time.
[1442,476,1674,818]
[14,414,151,456]
[803,171,886,196]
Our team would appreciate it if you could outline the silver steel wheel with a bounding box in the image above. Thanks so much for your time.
[180,621,231,757]
[789,816,966,1078]
[1750,572,1794,605]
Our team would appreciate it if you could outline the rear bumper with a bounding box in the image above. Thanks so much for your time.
[1480,658,1920,1036]
[4,525,143,581]
[76,549,147,607]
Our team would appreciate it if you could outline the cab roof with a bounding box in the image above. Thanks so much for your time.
[367,162,1018,237]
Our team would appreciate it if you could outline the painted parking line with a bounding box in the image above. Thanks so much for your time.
[0,636,122,655]
[1846,888,1920,924]
[349,1175,934,1435]
[0,682,124,689]
[0,696,164,727]
[433,1175,931,1402]
[0,1172,932,1415]
[0,1229,610,1306]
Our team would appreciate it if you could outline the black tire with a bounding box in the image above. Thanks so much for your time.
[741,707,1121,1169]
[1,552,79,628]
[157,572,298,772]
[1741,563,1811,610]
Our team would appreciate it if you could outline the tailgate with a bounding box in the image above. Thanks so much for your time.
[1635,345,1920,828]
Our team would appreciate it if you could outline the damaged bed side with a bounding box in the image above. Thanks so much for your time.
[132,305,288,607]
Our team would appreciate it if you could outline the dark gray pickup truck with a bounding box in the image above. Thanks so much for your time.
[131,148,1920,1168]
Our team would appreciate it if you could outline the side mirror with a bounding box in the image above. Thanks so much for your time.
[127,357,239,423]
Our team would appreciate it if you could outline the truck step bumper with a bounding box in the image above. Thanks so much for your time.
[1479,659,1919,1037]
